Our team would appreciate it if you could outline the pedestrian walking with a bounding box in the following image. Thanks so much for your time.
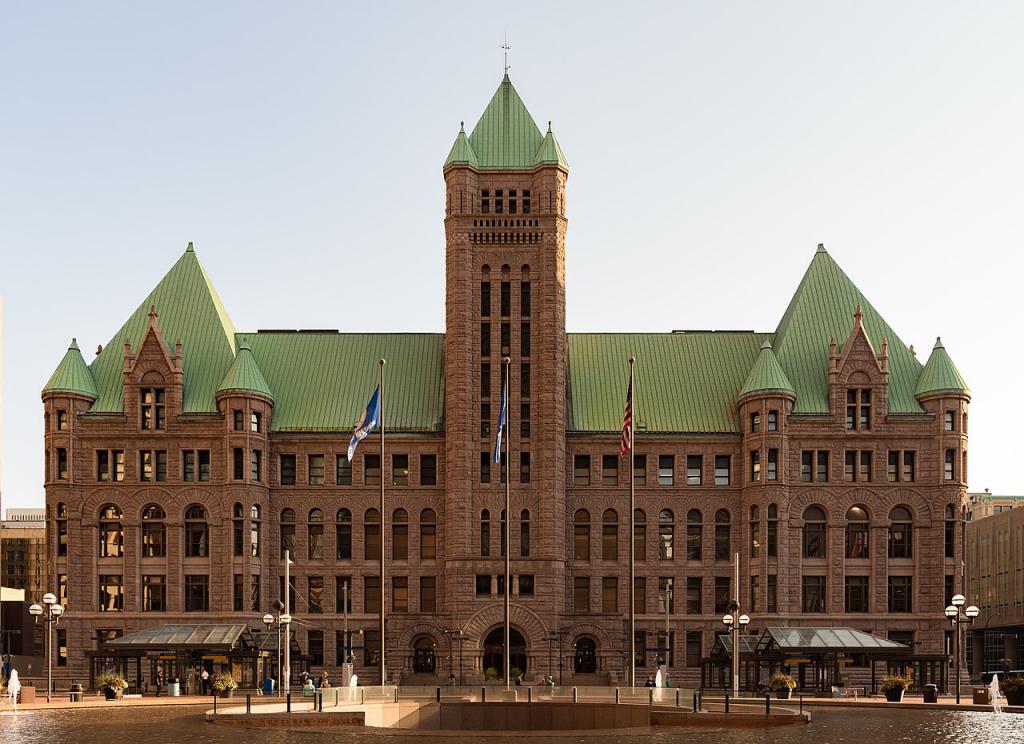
[201,668,210,695]
[156,669,164,697]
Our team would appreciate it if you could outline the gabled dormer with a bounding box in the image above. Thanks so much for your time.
[122,305,183,431]
[828,306,889,431]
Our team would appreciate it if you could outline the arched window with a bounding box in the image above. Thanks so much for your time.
[602,509,619,560]
[98,504,123,558]
[250,505,261,557]
[714,509,731,561]
[184,505,209,558]
[392,508,408,561]
[574,509,591,562]
[308,508,325,560]
[888,506,913,558]
[142,504,166,558]
[520,508,530,557]
[280,508,296,559]
[56,502,68,557]
[802,506,826,559]
[686,509,702,560]
[420,509,437,559]
[634,509,647,561]
[749,505,760,558]
[480,509,491,557]
[845,506,870,559]
[767,504,779,557]
[944,504,956,559]
[232,503,244,557]
[336,508,352,560]
[364,508,380,560]
[658,509,674,560]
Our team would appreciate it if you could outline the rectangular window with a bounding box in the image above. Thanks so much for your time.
[845,451,856,482]
[364,454,381,485]
[945,410,955,431]
[336,576,353,613]
[520,363,530,398]
[634,517,646,561]
[801,451,813,482]
[392,453,409,485]
[306,454,324,485]
[363,519,379,560]
[250,575,260,611]
[480,451,490,484]
[336,455,352,485]
[715,521,730,561]
[392,577,408,612]
[250,449,261,482]
[56,448,68,479]
[714,577,731,614]
[765,574,777,612]
[658,455,674,486]
[859,451,872,482]
[500,280,511,316]
[522,190,531,214]
[903,451,916,482]
[750,450,760,482]
[686,455,702,486]
[714,455,730,486]
[57,629,68,666]
[520,403,530,438]
[420,576,437,612]
[420,454,437,486]
[816,450,829,482]
[767,410,778,431]
[633,454,647,486]
[495,188,503,213]
[233,409,244,430]
[520,451,531,484]
[364,576,381,612]
[602,455,618,485]
[480,323,491,356]
[767,449,778,481]
[602,577,618,613]
[520,281,531,316]
[336,519,352,559]
[309,521,324,560]
[847,388,871,430]
[56,409,68,430]
[573,576,590,613]
[99,575,124,612]
[233,574,244,612]
[750,412,760,433]
[480,362,491,396]
[509,189,517,214]
[481,189,490,213]
[140,388,166,430]
[750,575,760,612]
[142,575,165,612]
[140,450,153,481]
[184,575,209,612]
[802,576,825,612]
[475,574,491,597]
[888,576,912,613]
[574,454,591,485]
[518,574,534,597]
[686,631,702,667]
[887,451,899,482]
[307,630,324,666]
[97,450,109,481]
[481,401,491,438]
[521,322,530,357]
[280,454,296,485]
[945,517,955,559]
[232,448,244,480]
[251,411,261,432]
[845,576,869,612]
[113,450,125,481]
[480,282,491,317]
[500,322,510,355]
[686,577,702,614]
[142,519,166,558]
[945,449,955,481]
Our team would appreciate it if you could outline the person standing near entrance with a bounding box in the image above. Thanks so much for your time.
[200,667,210,695]
[155,669,164,697]
[186,668,195,696]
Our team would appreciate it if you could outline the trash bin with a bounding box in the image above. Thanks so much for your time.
[167,681,181,697]
[19,686,36,704]
[973,687,990,705]
[923,684,938,703]
[261,678,275,695]
[69,683,84,703]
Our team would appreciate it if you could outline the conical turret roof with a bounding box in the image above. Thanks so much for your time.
[43,338,97,399]
[738,340,795,400]
[443,123,479,168]
[534,122,569,169]
[217,343,273,401]
[915,338,969,398]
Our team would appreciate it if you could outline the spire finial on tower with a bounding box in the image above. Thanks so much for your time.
[502,30,511,76]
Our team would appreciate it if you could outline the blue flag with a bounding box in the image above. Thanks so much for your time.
[493,375,507,464]
[347,385,381,462]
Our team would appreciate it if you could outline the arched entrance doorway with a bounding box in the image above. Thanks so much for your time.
[413,637,436,674]
[483,627,527,677]
[574,637,597,673]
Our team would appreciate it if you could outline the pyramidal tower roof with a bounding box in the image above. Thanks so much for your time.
[43,338,97,399]
[88,243,238,413]
[773,244,923,413]
[915,337,970,398]
[738,340,795,400]
[218,343,274,401]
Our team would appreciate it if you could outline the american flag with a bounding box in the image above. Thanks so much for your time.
[620,377,633,457]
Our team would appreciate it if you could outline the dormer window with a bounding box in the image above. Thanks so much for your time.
[846,388,871,431]
[141,388,166,430]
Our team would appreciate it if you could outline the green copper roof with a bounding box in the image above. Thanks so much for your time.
[43,338,97,399]
[738,341,795,400]
[88,243,237,413]
[467,75,545,169]
[443,123,479,168]
[773,245,923,413]
[534,124,569,169]
[567,332,772,433]
[915,338,970,398]
[217,344,274,401]
[236,332,444,432]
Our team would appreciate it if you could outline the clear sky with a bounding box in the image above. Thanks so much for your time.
[2,1,1022,510]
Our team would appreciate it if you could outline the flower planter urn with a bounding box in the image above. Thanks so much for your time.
[1005,690,1024,707]
[103,688,120,701]
[218,689,234,699]
[884,688,905,702]
[775,689,793,700]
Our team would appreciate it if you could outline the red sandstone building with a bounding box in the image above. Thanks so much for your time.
[42,75,971,690]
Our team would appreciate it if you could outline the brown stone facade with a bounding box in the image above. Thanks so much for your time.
[43,120,969,693]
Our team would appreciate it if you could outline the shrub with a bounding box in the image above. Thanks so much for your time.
[768,672,796,691]
[1000,675,1024,695]
[880,674,910,692]
[96,673,128,692]
[510,666,523,680]
[484,667,500,681]
[212,671,238,691]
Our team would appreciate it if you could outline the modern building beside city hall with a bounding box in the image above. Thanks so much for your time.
[42,76,972,692]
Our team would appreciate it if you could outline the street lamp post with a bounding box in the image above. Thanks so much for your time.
[722,609,750,696]
[945,593,980,704]
[28,592,64,703]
